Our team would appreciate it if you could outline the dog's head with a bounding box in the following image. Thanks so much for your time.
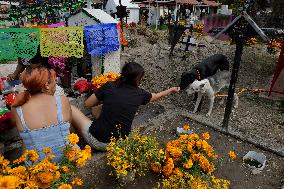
[186,80,207,95]
[179,72,196,90]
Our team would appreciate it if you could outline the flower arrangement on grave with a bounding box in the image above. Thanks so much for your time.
[267,40,282,54]
[193,24,204,33]
[129,22,137,28]
[154,124,230,189]
[0,133,91,188]
[106,130,165,182]
[246,37,257,46]
[91,72,120,91]
[177,21,186,27]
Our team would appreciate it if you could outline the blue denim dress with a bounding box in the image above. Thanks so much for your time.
[16,96,71,164]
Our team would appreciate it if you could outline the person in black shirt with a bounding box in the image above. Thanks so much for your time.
[71,62,180,151]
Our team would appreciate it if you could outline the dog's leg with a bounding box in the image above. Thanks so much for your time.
[193,92,202,113]
[206,95,215,117]
[193,93,203,112]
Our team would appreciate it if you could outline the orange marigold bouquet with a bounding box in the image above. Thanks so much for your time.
[91,72,120,92]
[0,133,91,189]
[193,24,204,33]
[246,37,257,46]
[154,124,230,189]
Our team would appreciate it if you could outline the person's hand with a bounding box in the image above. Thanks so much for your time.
[7,73,17,81]
[170,87,180,93]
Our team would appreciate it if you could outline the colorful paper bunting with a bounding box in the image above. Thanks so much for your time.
[84,24,120,56]
[0,28,39,60]
[40,27,84,58]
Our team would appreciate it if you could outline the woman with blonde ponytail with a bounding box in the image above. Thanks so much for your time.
[11,65,74,164]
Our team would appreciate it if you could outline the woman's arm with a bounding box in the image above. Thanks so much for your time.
[84,94,101,108]
[150,87,180,102]
[7,59,26,80]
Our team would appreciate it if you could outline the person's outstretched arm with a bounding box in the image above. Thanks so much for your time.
[7,59,26,80]
[150,87,180,102]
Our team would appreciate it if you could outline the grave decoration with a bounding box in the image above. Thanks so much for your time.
[0,28,40,60]
[73,72,120,94]
[84,24,120,56]
[40,27,84,58]
[154,128,231,188]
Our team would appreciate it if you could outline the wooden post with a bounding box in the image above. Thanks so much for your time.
[222,38,244,129]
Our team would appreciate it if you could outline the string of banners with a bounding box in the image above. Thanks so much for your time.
[0,23,121,61]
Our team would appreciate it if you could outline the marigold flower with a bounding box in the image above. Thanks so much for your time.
[151,162,162,173]
[195,140,202,149]
[42,148,52,154]
[37,172,54,184]
[182,124,190,131]
[228,151,237,160]
[58,184,73,189]
[183,159,193,169]
[202,132,210,140]
[0,175,20,189]
[162,158,174,177]
[68,133,79,146]
[0,155,10,167]
[173,168,183,178]
[62,166,69,172]
[25,150,39,163]
[72,177,83,186]
[191,154,199,161]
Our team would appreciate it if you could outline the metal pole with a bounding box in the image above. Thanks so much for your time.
[174,2,177,22]
[156,2,158,30]
[119,0,124,51]
[148,1,151,26]
[222,38,244,129]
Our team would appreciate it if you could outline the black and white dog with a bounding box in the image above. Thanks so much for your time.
[179,54,230,90]
[186,71,239,116]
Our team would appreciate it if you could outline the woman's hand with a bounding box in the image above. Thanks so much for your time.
[170,87,180,93]
[150,87,180,102]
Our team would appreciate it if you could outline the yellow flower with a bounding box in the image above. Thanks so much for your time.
[228,151,237,160]
[26,150,39,163]
[67,133,79,146]
[195,140,202,149]
[62,166,69,172]
[202,132,210,140]
[0,155,10,167]
[173,168,183,178]
[0,176,20,189]
[58,184,72,189]
[37,172,54,184]
[182,124,190,131]
[72,177,83,186]
[42,148,52,154]
[183,159,193,169]
[151,162,162,173]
